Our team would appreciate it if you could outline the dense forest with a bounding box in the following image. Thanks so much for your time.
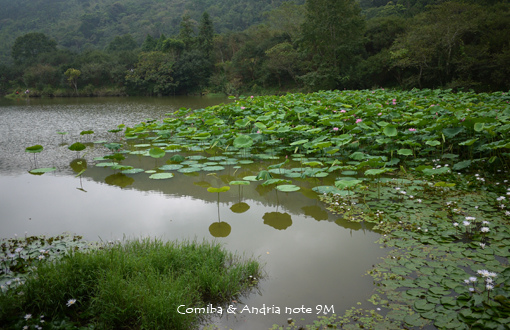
[0,0,509,96]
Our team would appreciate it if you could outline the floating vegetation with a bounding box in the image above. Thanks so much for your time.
[24,88,509,329]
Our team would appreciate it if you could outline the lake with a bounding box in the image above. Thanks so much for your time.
[0,96,386,329]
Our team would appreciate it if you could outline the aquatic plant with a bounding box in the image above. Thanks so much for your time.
[25,144,43,168]
[68,142,86,158]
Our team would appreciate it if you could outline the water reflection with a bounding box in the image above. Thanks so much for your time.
[105,173,135,188]
[0,97,388,329]
[262,212,292,230]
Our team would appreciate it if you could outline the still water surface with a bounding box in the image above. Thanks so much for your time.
[0,96,386,329]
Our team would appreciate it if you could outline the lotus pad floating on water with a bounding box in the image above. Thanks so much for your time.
[95,162,118,167]
[275,184,300,192]
[159,164,184,171]
[243,176,261,182]
[149,173,174,179]
[177,167,201,173]
[29,167,56,174]
[312,186,345,195]
[202,166,225,172]
[121,168,144,174]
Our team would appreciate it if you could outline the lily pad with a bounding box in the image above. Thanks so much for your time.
[276,184,300,192]
[159,164,184,171]
[149,173,174,180]
[29,167,56,174]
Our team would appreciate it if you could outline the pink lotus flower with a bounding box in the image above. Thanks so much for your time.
[257,130,261,134]
[378,112,382,116]
[408,128,416,132]
[356,119,363,123]
[340,109,346,113]
[250,95,254,99]
[333,127,339,131]
[241,106,245,110]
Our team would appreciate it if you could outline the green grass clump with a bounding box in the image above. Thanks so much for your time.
[0,238,260,329]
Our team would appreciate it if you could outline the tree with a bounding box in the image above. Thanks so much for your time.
[11,33,57,66]
[390,2,482,88]
[300,0,365,90]
[197,12,214,60]
[265,42,300,86]
[106,34,138,53]
[142,35,157,52]
[125,51,176,95]
[266,1,306,41]
[179,14,197,51]
[65,68,81,94]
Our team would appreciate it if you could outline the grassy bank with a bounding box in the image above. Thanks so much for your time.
[0,236,261,329]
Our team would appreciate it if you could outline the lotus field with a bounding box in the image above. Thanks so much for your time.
[99,88,508,329]
[9,88,510,328]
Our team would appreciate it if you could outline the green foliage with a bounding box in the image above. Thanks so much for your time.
[300,0,365,90]
[125,51,176,95]
[11,32,57,66]
[0,238,261,329]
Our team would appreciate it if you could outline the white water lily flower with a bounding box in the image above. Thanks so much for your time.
[66,299,77,307]
[481,227,490,233]
[477,269,490,277]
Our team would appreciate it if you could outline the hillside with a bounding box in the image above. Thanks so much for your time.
[0,0,303,64]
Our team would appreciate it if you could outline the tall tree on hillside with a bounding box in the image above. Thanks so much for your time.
[11,33,58,66]
[300,0,365,90]
[197,12,214,60]
[179,14,196,51]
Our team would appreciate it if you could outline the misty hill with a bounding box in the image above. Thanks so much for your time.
[0,0,303,64]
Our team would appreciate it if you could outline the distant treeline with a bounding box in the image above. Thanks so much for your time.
[1,0,509,96]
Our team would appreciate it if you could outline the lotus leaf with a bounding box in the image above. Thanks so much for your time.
[169,154,185,162]
[397,149,413,156]
[383,125,398,137]
[233,135,253,148]
[95,162,118,167]
[25,145,43,153]
[262,178,291,186]
[207,186,230,193]
[29,167,56,174]
[68,142,86,152]
[159,164,184,171]
[149,173,174,179]
[202,166,225,171]
[229,181,250,185]
[243,176,261,181]
[149,147,165,158]
[177,167,201,173]
[121,168,144,174]
[275,184,300,192]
